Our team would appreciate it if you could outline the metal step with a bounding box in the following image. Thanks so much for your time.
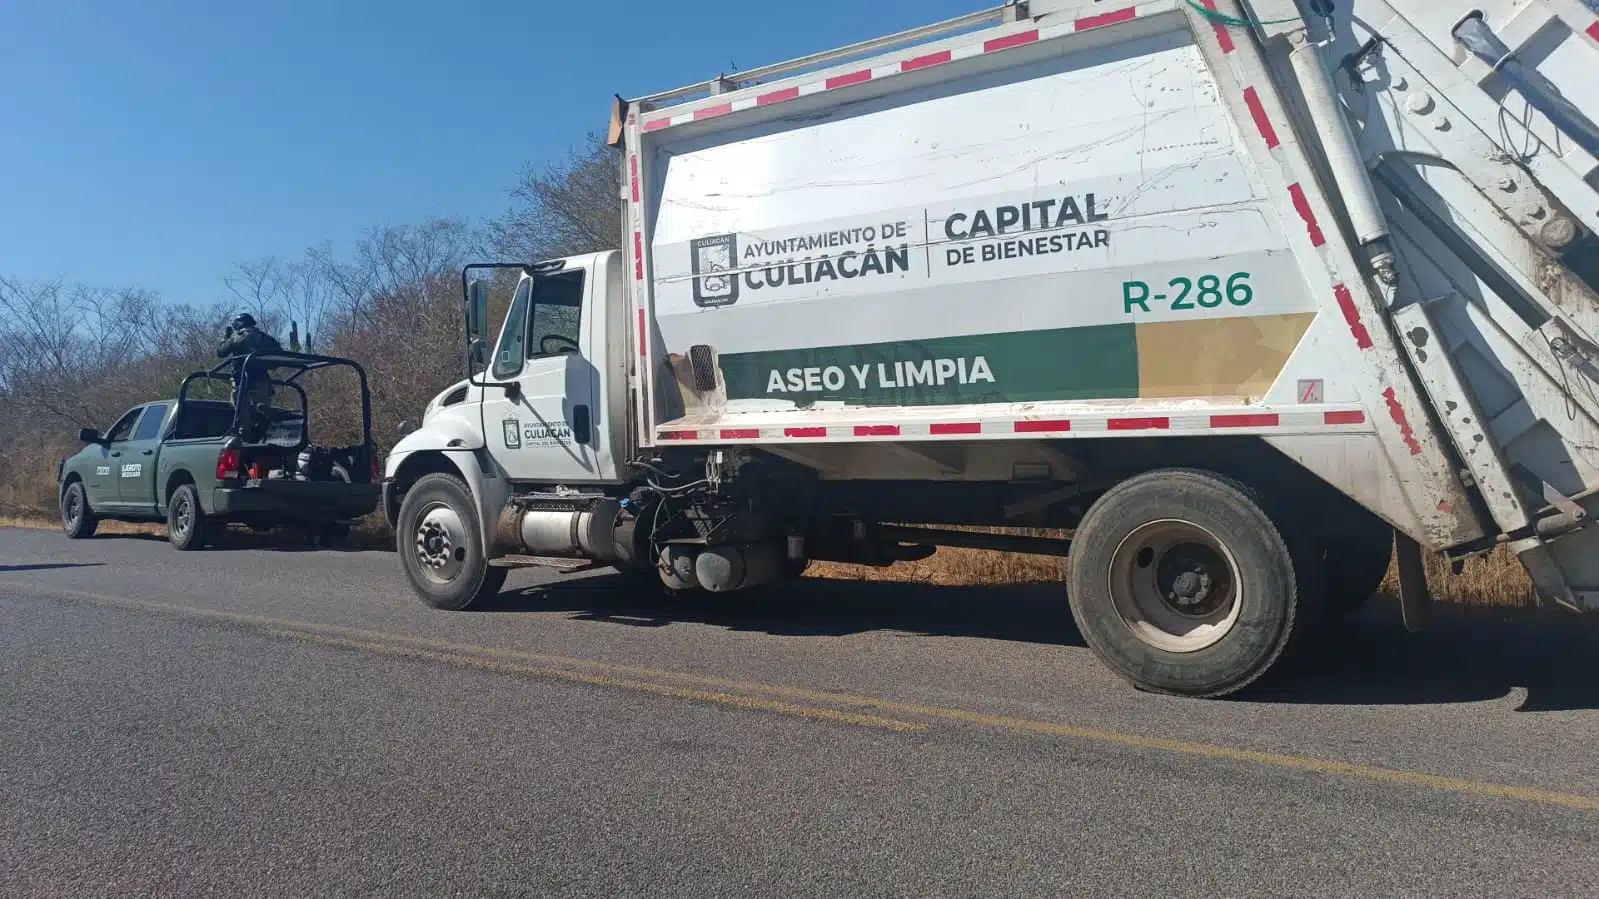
[489,554,603,573]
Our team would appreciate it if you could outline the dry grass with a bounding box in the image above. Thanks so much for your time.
[810,540,1539,609]
[0,514,163,537]
[2,512,1538,607]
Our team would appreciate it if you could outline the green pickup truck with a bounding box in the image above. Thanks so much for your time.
[57,351,381,549]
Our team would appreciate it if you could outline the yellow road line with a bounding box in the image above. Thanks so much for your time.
[7,580,1599,812]
[258,627,925,732]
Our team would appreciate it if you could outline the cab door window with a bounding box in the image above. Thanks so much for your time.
[105,408,143,443]
[133,403,171,441]
[527,271,585,359]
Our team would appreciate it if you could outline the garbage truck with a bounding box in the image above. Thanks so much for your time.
[383,0,1599,696]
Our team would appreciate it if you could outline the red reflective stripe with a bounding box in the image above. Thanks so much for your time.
[1288,183,1326,246]
[642,118,671,132]
[1324,411,1366,425]
[901,50,952,72]
[854,425,900,436]
[720,429,759,439]
[931,422,981,435]
[632,232,644,280]
[1076,7,1137,31]
[694,103,732,121]
[825,69,872,89]
[637,308,646,357]
[659,430,698,441]
[784,427,828,438]
[1108,417,1170,431]
[1332,284,1374,349]
[1211,413,1279,428]
[1244,87,1279,148]
[1588,21,1599,43]
[984,30,1039,52]
[1381,388,1423,455]
[1200,0,1235,53]
[1014,419,1071,433]
[757,86,801,105]
[628,154,639,203]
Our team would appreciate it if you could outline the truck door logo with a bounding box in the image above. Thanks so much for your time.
[120,463,142,478]
[502,419,521,449]
[96,466,111,476]
[690,234,739,308]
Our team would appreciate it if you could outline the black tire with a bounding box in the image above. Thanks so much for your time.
[1322,519,1393,621]
[60,481,98,539]
[1067,468,1322,698]
[167,484,208,551]
[396,472,506,610]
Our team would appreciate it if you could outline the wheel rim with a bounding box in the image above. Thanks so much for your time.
[64,489,81,528]
[173,495,193,540]
[1107,519,1243,653]
[413,502,469,584]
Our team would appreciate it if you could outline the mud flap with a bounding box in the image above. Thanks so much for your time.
[1395,533,1431,633]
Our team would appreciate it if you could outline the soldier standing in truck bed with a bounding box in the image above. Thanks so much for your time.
[217,312,282,440]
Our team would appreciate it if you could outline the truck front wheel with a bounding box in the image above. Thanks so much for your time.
[61,481,98,539]
[1067,468,1322,698]
[397,472,506,611]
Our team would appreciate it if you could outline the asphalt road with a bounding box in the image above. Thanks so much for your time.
[2,526,1597,897]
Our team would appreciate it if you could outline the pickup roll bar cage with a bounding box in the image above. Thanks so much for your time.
[178,350,375,452]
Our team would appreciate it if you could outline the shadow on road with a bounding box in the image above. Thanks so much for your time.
[0,562,105,572]
[490,574,1597,711]
[1243,602,1599,712]
[488,573,1085,647]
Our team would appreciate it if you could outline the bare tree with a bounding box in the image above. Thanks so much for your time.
[488,132,620,262]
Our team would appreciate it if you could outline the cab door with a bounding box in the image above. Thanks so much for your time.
[88,406,144,511]
[480,268,605,484]
[117,401,170,512]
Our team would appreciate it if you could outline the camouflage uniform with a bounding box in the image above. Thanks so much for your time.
[217,320,282,439]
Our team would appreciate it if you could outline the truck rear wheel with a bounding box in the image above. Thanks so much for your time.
[61,481,99,539]
[397,472,506,611]
[167,484,208,551]
[1067,469,1322,698]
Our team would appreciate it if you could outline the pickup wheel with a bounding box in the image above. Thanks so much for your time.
[167,484,208,551]
[397,472,506,610]
[1067,468,1322,698]
[61,482,99,539]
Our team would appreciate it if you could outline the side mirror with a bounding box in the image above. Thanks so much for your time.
[466,279,490,344]
[469,337,490,367]
[78,428,102,444]
[397,421,417,438]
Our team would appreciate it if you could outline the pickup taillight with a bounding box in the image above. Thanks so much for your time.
[216,445,242,481]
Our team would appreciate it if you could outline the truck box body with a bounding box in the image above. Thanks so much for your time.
[625,1,1464,549]
[647,28,1314,411]
[616,0,1599,602]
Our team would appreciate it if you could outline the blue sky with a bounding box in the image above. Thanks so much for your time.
[0,0,977,306]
